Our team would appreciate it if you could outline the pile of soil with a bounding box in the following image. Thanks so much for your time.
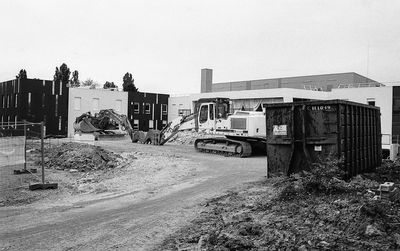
[42,142,123,172]
[159,160,400,250]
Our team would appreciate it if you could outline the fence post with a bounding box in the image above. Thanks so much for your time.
[23,120,27,171]
[41,122,45,184]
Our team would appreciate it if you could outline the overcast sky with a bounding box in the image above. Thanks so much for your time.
[0,0,399,94]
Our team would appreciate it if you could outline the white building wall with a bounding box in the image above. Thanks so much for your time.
[168,88,330,122]
[330,86,393,146]
[68,88,128,137]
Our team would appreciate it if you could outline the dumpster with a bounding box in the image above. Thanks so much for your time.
[263,100,382,177]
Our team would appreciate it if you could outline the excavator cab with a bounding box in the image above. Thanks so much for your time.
[195,98,230,131]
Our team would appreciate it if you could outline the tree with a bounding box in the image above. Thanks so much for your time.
[103,81,117,89]
[69,70,80,87]
[54,63,70,87]
[122,72,138,92]
[81,78,99,89]
[54,67,61,81]
[16,69,27,79]
[81,78,94,87]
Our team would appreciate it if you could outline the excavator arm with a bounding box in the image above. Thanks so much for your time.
[97,109,135,142]
[158,113,196,145]
[73,109,135,142]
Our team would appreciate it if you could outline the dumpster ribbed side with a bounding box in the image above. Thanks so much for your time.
[264,100,381,177]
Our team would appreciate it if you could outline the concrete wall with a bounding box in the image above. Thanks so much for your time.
[67,88,128,137]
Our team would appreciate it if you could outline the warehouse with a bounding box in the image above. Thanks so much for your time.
[201,68,382,93]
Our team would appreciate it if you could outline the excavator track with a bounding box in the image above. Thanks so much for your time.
[194,137,252,158]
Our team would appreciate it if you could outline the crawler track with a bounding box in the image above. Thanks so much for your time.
[194,137,252,157]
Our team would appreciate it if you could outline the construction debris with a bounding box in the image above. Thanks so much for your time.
[168,130,213,145]
[158,159,400,250]
[41,142,124,172]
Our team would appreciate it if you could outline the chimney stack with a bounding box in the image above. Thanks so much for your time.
[201,68,213,93]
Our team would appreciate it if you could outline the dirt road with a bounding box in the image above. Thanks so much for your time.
[0,140,267,250]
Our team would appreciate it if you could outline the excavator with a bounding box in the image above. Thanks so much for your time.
[73,109,135,140]
[157,97,266,157]
[73,97,266,157]
[74,109,164,144]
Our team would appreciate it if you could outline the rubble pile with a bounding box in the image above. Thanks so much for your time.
[364,159,400,183]
[42,142,123,172]
[159,160,400,250]
[168,130,213,145]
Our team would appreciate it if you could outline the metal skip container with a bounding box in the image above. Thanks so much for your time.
[263,100,382,177]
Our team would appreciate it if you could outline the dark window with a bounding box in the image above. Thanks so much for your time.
[161,104,167,115]
[368,101,375,106]
[42,93,45,108]
[178,109,191,116]
[145,103,151,114]
[199,105,208,123]
[134,102,140,114]
[209,104,214,120]
[55,95,58,116]
[28,93,31,113]
[133,119,139,130]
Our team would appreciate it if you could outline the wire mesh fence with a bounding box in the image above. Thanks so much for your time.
[0,121,52,194]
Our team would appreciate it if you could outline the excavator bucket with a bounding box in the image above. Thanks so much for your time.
[75,118,102,133]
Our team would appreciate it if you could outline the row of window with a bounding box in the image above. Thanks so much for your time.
[131,102,167,115]
[74,97,123,112]
[0,79,20,94]
[130,119,167,130]
[0,94,18,109]
[1,80,63,95]
[1,93,61,116]
[73,98,168,115]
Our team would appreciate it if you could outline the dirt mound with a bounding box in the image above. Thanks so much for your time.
[158,159,400,250]
[363,159,400,183]
[42,142,123,172]
[168,130,213,145]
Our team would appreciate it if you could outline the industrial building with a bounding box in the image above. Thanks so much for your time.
[0,78,169,137]
[201,68,382,93]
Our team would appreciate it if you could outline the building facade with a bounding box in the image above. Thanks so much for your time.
[127,92,169,131]
[67,88,129,137]
[0,78,69,136]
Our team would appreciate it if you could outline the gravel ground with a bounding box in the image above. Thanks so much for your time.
[0,138,267,250]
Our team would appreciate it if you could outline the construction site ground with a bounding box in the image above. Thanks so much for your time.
[0,138,267,251]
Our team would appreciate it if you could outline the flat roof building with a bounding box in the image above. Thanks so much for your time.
[201,69,382,93]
